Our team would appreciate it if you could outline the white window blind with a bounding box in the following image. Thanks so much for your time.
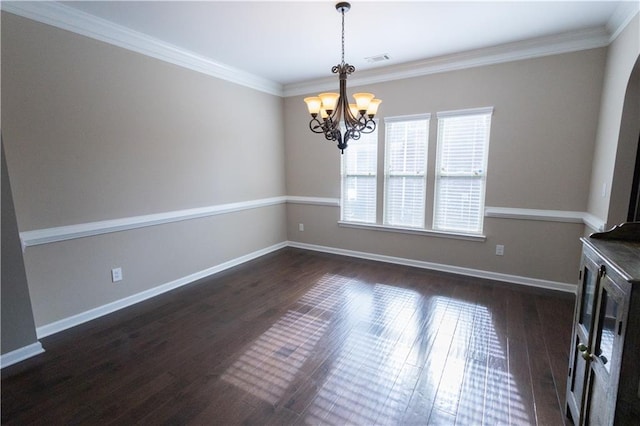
[383,115,430,228]
[341,127,378,223]
[434,107,492,234]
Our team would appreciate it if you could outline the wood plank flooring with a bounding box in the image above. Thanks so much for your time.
[1,248,575,425]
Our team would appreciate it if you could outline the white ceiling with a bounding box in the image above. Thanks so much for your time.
[7,1,639,93]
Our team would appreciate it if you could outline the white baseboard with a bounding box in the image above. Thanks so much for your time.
[287,241,576,294]
[35,237,575,341]
[0,342,45,369]
[36,242,287,338]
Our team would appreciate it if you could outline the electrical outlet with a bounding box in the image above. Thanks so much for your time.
[496,245,504,256]
[111,267,123,282]
[299,223,304,231]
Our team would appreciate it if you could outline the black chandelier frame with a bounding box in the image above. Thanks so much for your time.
[306,2,379,153]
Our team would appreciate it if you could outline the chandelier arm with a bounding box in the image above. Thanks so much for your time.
[347,128,360,141]
[360,118,376,133]
[320,119,334,141]
[343,94,360,128]
[332,102,343,131]
[336,62,361,136]
[309,117,326,134]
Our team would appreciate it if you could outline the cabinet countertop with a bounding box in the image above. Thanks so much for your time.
[582,237,640,284]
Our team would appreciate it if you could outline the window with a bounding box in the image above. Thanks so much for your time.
[383,115,430,228]
[339,107,492,238]
[340,127,378,223]
[434,107,492,234]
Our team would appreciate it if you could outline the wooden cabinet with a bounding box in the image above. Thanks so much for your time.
[566,222,640,425]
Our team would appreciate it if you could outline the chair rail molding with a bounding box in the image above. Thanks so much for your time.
[484,206,606,231]
[20,200,607,249]
[20,196,288,248]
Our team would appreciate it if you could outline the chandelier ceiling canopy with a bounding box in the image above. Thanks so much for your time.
[303,2,382,154]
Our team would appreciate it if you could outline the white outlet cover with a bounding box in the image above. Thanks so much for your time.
[111,267,123,282]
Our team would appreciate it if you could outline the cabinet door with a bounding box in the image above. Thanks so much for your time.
[584,273,626,426]
[566,254,603,424]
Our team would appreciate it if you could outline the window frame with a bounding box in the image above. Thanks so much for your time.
[433,107,493,235]
[337,107,492,241]
[339,123,379,224]
[382,114,431,229]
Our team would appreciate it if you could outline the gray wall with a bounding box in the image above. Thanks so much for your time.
[608,55,640,225]
[2,12,287,329]
[285,48,607,285]
[1,143,39,354]
[588,15,640,225]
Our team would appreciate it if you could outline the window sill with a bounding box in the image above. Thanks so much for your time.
[337,221,486,242]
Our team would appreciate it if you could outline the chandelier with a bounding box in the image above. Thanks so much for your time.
[304,2,382,153]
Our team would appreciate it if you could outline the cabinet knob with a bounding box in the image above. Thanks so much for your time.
[599,264,606,277]
[577,343,594,361]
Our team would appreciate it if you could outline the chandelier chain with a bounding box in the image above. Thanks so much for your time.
[341,8,345,65]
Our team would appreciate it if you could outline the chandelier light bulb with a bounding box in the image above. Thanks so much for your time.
[318,93,340,114]
[366,99,382,117]
[353,93,375,112]
[304,97,322,116]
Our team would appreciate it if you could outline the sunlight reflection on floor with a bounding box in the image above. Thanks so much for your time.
[221,274,350,404]
[304,282,421,425]
[221,273,532,425]
[221,309,329,404]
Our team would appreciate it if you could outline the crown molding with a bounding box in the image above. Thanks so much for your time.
[284,26,610,96]
[2,1,634,100]
[607,2,640,42]
[0,1,284,97]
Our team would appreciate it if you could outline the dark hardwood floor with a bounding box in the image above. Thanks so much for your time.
[1,248,575,425]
